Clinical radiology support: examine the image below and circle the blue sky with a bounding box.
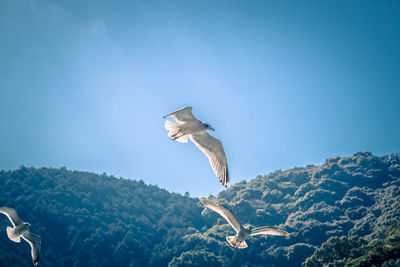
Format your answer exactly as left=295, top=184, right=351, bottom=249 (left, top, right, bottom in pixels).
left=1, top=0, right=399, bottom=197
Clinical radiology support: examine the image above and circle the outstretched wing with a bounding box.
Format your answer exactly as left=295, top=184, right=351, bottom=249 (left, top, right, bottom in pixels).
left=22, top=231, right=41, bottom=266
left=200, top=199, right=242, bottom=233
left=250, top=226, right=289, bottom=237
left=190, top=132, right=229, bottom=187
left=163, top=107, right=196, bottom=122
left=0, top=207, right=23, bottom=227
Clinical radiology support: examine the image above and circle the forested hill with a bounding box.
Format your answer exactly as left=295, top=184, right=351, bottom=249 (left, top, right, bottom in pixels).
left=0, top=152, right=399, bottom=266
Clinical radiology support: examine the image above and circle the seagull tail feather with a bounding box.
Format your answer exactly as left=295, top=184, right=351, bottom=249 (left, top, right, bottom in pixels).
left=226, top=236, right=248, bottom=249
left=6, top=226, right=20, bottom=243
left=165, top=120, right=179, bottom=132
left=165, top=121, right=188, bottom=143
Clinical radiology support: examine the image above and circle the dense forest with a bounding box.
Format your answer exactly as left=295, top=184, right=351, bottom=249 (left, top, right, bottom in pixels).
left=0, top=152, right=399, bottom=266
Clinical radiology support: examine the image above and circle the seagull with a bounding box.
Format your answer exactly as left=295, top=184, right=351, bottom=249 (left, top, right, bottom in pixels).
left=0, top=207, right=41, bottom=266
left=163, top=107, right=230, bottom=187
left=200, top=199, right=289, bottom=249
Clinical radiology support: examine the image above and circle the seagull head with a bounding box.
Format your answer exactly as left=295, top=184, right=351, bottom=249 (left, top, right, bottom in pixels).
left=202, top=122, right=215, bottom=131
left=244, top=224, right=253, bottom=232
left=23, top=222, right=31, bottom=228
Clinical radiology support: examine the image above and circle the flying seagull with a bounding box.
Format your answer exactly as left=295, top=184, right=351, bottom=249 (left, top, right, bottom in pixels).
left=163, top=107, right=230, bottom=187
left=200, top=199, right=289, bottom=249
left=0, top=207, right=41, bottom=266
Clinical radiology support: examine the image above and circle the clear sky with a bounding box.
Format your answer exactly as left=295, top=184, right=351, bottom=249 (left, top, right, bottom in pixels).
left=1, top=0, right=399, bottom=197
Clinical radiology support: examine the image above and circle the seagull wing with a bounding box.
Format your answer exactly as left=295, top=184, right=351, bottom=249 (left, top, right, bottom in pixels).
left=22, top=231, right=41, bottom=266
left=163, top=107, right=196, bottom=122
left=250, top=226, right=289, bottom=237
left=0, top=207, right=23, bottom=227
left=200, top=199, right=242, bottom=233
left=190, top=132, right=229, bottom=187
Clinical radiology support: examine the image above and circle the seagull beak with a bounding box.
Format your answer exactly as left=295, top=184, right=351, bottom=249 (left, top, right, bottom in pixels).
left=210, top=127, right=215, bottom=131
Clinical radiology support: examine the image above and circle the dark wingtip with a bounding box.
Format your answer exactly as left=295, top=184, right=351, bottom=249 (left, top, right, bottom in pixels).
left=33, top=255, right=39, bottom=266
left=222, top=167, right=230, bottom=188
left=283, top=231, right=290, bottom=236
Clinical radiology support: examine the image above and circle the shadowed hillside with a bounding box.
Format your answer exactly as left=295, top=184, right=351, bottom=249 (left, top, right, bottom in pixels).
left=0, top=152, right=399, bottom=266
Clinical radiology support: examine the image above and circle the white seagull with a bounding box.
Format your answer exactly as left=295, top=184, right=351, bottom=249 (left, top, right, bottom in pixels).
left=163, top=107, right=230, bottom=187
left=0, top=207, right=41, bottom=266
left=200, top=199, right=289, bottom=249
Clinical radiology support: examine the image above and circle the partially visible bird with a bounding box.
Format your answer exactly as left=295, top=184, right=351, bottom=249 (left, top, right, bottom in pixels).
left=0, top=207, right=41, bottom=266
left=200, top=199, right=289, bottom=249
left=163, top=107, right=230, bottom=187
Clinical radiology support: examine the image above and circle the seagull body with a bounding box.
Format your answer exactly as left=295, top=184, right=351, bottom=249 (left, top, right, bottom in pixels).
left=200, top=199, right=289, bottom=249
left=0, top=207, right=41, bottom=266
left=163, top=107, right=230, bottom=187
left=9, top=222, right=30, bottom=241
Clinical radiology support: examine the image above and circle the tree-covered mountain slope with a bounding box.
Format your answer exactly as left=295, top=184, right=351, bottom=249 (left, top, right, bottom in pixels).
left=0, top=152, right=399, bottom=266
left=303, top=221, right=400, bottom=267
left=0, top=168, right=205, bottom=266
